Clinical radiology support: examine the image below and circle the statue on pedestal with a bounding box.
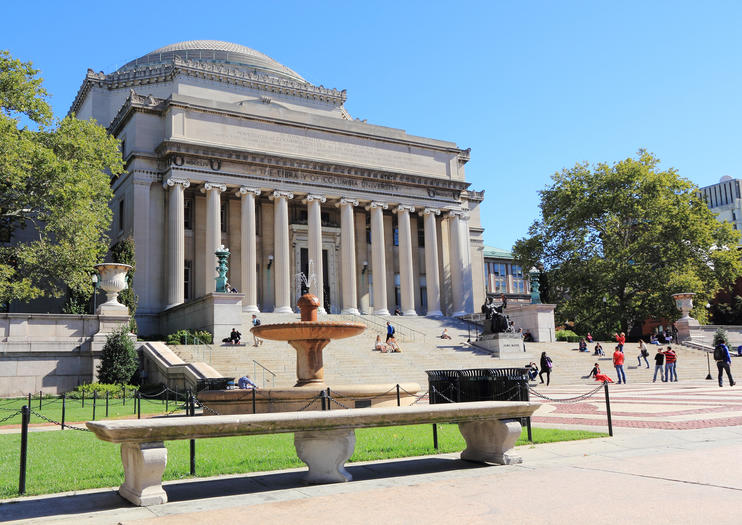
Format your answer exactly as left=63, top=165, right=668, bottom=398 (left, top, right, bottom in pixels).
left=215, top=245, right=230, bottom=293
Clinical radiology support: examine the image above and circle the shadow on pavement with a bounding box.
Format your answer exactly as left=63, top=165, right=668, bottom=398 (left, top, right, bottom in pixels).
left=0, top=456, right=484, bottom=521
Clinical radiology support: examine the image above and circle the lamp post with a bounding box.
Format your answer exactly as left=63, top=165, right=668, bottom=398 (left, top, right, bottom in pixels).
left=91, top=274, right=99, bottom=314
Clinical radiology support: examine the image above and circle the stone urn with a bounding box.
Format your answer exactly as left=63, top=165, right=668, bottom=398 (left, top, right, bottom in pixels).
left=671, top=292, right=696, bottom=320
left=94, top=263, right=132, bottom=315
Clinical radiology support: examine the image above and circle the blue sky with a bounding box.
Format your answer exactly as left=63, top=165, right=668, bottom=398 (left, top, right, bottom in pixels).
left=5, top=1, right=742, bottom=250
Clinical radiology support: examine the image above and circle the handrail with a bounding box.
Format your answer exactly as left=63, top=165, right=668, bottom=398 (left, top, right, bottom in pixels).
left=253, top=360, right=277, bottom=388
left=337, top=313, right=425, bottom=343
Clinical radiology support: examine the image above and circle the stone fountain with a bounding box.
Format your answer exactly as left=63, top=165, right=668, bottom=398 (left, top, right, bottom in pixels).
left=198, top=293, right=421, bottom=414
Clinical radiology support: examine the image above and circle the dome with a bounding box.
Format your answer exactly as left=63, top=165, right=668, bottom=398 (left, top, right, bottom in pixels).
left=116, top=40, right=306, bottom=83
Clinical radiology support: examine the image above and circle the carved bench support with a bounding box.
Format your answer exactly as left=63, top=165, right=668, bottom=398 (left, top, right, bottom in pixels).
left=294, top=428, right=356, bottom=483
left=458, top=418, right=523, bottom=465
left=119, top=441, right=168, bottom=506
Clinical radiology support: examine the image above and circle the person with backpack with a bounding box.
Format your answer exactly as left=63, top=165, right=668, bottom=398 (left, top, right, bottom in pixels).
left=251, top=314, right=263, bottom=347
left=386, top=321, right=395, bottom=343
left=637, top=339, right=650, bottom=368
left=539, top=351, right=553, bottom=386
left=714, top=342, right=736, bottom=387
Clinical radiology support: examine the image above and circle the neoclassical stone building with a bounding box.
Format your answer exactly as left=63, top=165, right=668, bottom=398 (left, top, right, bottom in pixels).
left=71, top=41, right=485, bottom=335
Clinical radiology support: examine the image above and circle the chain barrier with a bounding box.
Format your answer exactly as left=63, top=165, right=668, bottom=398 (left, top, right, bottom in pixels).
left=297, top=394, right=321, bottom=412
left=330, top=385, right=397, bottom=402
left=199, top=402, right=221, bottom=416
left=0, top=410, right=21, bottom=424
left=527, top=383, right=604, bottom=403
left=0, top=406, right=21, bottom=411
left=412, top=390, right=429, bottom=404
left=328, top=396, right=351, bottom=409
left=29, top=409, right=91, bottom=432
left=139, top=388, right=169, bottom=399
left=163, top=402, right=189, bottom=416
left=432, top=388, right=457, bottom=403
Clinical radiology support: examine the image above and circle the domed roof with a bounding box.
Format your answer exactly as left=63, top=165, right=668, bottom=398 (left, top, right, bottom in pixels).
left=117, top=40, right=306, bottom=83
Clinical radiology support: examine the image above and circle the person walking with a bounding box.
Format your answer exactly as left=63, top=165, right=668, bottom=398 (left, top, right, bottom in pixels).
left=637, top=340, right=650, bottom=368
left=539, top=351, right=553, bottom=386
left=613, top=345, right=626, bottom=384
left=251, top=314, right=263, bottom=346
left=386, top=321, right=395, bottom=343
left=714, top=341, right=736, bottom=387
left=664, top=346, right=677, bottom=382
left=653, top=347, right=665, bottom=382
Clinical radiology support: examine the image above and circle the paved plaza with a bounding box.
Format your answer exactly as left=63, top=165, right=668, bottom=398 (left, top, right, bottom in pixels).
left=2, top=380, right=741, bottom=524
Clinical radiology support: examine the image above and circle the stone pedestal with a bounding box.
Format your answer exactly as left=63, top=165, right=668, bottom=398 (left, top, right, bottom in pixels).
left=159, top=292, right=244, bottom=344
left=459, top=418, right=522, bottom=465
left=472, top=332, right=524, bottom=357
left=675, top=317, right=700, bottom=342
left=294, top=428, right=355, bottom=483
left=119, top=441, right=168, bottom=506
left=504, top=303, right=557, bottom=342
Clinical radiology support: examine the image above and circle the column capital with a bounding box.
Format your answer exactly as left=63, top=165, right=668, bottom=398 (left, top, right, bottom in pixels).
left=365, top=201, right=388, bottom=211
left=201, top=182, right=227, bottom=193
left=270, top=190, right=294, bottom=201
left=235, top=187, right=261, bottom=198
left=303, top=194, right=326, bottom=204
left=337, top=197, right=359, bottom=208
left=420, top=207, right=441, bottom=216
left=163, top=177, right=190, bottom=190
left=446, top=209, right=470, bottom=221
left=395, top=204, right=416, bottom=214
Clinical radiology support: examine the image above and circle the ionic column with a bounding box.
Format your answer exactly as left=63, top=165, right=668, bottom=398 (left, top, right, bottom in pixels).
left=421, top=208, right=442, bottom=316
left=270, top=190, right=294, bottom=313
left=366, top=201, right=389, bottom=316
left=201, top=182, right=226, bottom=294
left=337, top=198, right=359, bottom=315
left=164, top=178, right=190, bottom=309
left=304, top=194, right=327, bottom=314
left=448, top=210, right=469, bottom=317
left=236, top=187, right=261, bottom=312
left=395, top=205, right=417, bottom=316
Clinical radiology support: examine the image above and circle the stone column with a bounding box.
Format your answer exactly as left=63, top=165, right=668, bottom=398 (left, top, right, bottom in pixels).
left=304, top=194, right=327, bottom=314
left=338, top=198, right=359, bottom=315
left=366, top=201, right=389, bottom=316
left=421, top=208, right=442, bottom=316
left=270, top=190, right=294, bottom=313
left=236, top=187, right=261, bottom=312
left=448, top=210, right=467, bottom=317
left=163, top=178, right=190, bottom=309
left=396, top=205, right=417, bottom=316
left=201, top=182, right=226, bottom=295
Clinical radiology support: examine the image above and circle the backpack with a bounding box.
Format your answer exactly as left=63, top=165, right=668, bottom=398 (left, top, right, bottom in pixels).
left=713, top=344, right=725, bottom=361
left=254, top=319, right=261, bottom=326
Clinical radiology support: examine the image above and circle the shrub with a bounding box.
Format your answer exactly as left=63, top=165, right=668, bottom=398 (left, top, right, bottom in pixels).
left=71, top=383, right=138, bottom=399
left=166, top=329, right=213, bottom=345
left=556, top=329, right=581, bottom=342
left=97, top=325, right=139, bottom=384
left=713, top=327, right=729, bottom=348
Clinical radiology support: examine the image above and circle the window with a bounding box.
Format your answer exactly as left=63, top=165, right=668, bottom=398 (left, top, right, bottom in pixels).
left=393, top=227, right=399, bottom=246
left=417, top=223, right=425, bottom=247
left=220, top=202, right=228, bottom=232
left=118, top=200, right=124, bottom=232
left=485, top=261, right=507, bottom=293
left=184, top=260, right=192, bottom=300
left=184, top=198, right=193, bottom=230
left=511, top=264, right=525, bottom=293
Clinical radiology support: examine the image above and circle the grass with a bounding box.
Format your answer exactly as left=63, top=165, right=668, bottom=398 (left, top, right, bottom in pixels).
left=0, top=395, right=187, bottom=427
left=0, top=425, right=606, bottom=498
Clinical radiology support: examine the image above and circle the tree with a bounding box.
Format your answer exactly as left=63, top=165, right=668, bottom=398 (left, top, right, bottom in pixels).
left=97, top=325, right=138, bottom=384
left=0, top=50, right=124, bottom=305
left=513, top=150, right=742, bottom=339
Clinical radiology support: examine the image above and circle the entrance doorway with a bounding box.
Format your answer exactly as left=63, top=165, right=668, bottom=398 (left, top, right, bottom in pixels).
left=300, top=248, right=331, bottom=312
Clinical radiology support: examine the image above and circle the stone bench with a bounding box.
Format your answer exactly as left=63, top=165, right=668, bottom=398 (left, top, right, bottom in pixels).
left=86, top=400, right=539, bottom=506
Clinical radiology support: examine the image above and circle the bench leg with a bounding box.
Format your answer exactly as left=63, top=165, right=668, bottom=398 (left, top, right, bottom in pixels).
left=118, top=441, right=168, bottom=506
left=458, top=418, right=523, bottom=465
left=294, top=429, right=356, bottom=483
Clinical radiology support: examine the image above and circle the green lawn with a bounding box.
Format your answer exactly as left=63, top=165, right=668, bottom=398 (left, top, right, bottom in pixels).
left=0, top=425, right=606, bottom=498
left=0, top=396, right=187, bottom=427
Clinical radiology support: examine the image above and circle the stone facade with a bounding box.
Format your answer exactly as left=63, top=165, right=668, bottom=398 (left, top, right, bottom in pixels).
left=70, top=41, right=485, bottom=335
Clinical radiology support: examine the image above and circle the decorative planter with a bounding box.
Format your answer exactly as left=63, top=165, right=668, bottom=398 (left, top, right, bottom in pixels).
left=94, top=263, right=132, bottom=315
left=671, top=293, right=696, bottom=319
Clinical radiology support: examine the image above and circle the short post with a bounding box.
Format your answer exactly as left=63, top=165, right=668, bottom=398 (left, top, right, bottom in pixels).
left=326, top=387, right=332, bottom=411
left=122, top=385, right=126, bottom=406
left=252, top=388, right=256, bottom=414
left=320, top=390, right=327, bottom=411
left=165, top=388, right=169, bottom=412
left=137, top=391, right=141, bottom=419
left=19, top=405, right=29, bottom=495
left=92, top=391, right=97, bottom=421
left=105, top=391, right=109, bottom=418
left=39, top=391, right=42, bottom=410
left=133, top=390, right=137, bottom=415
left=61, top=393, right=66, bottom=430
left=604, top=381, right=613, bottom=437
left=189, top=391, right=196, bottom=476
left=432, top=424, right=439, bottom=450
left=82, top=390, right=85, bottom=409
left=396, top=384, right=401, bottom=406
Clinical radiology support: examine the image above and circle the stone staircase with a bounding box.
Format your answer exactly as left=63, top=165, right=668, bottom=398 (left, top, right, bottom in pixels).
left=169, top=314, right=720, bottom=389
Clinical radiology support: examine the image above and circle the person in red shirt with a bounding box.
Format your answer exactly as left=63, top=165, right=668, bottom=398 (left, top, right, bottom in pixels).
left=663, top=346, right=677, bottom=382
left=613, top=346, right=626, bottom=384
left=614, top=332, right=626, bottom=352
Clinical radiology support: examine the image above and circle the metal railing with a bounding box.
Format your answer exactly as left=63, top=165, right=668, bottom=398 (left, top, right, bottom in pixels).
left=253, top=360, right=277, bottom=388
left=338, top=313, right=426, bottom=343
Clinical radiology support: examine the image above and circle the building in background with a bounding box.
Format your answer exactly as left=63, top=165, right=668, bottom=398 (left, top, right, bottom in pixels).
left=483, top=246, right=530, bottom=303
left=698, top=175, right=742, bottom=230
left=69, top=40, right=486, bottom=335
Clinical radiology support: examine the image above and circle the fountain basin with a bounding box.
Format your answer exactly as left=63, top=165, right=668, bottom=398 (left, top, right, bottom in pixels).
left=251, top=321, right=365, bottom=341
